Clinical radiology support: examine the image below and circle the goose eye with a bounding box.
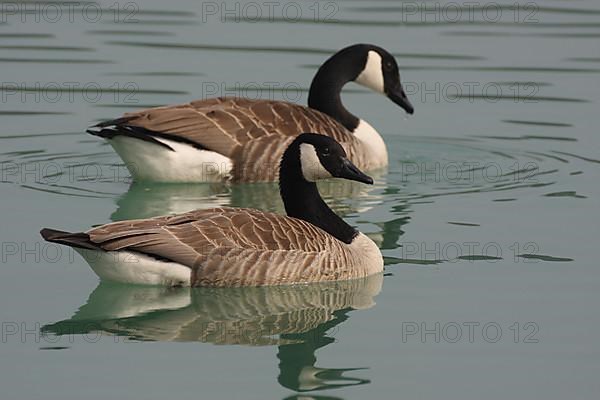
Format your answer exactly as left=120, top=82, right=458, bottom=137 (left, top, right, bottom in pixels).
left=384, top=60, right=393, bottom=71
left=321, top=147, right=330, bottom=156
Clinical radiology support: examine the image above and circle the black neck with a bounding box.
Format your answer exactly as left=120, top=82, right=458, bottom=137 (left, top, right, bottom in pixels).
left=279, top=147, right=357, bottom=244
left=308, top=53, right=361, bottom=132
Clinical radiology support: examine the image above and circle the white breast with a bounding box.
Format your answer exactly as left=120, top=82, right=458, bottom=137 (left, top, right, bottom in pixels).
left=347, top=232, right=384, bottom=276
left=352, top=119, right=388, bottom=167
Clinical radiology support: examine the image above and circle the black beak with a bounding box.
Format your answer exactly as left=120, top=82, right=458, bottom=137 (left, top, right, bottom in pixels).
left=387, top=85, right=414, bottom=115
left=336, top=158, right=373, bottom=185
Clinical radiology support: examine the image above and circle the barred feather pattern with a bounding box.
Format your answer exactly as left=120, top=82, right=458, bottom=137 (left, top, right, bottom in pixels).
left=117, top=97, right=383, bottom=182
left=85, top=207, right=383, bottom=287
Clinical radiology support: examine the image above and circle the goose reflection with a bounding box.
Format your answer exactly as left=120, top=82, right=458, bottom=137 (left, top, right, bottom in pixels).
left=42, top=274, right=383, bottom=392
left=283, top=396, right=344, bottom=400
left=110, top=171, right=385, bottom=221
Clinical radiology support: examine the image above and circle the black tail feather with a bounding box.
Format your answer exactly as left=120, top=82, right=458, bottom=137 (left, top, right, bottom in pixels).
left=91, top=116, right=137, bottom=128
left=87, top=117, right=206, bottom=151
left=40, top=228, right=99, bottom=251
left=86, top=124, right=175, bottom=151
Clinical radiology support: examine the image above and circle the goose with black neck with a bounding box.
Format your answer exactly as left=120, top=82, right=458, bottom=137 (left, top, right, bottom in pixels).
left=88, top=44, right=414, bottom=182
left=40, top=133, right=384, bottom=287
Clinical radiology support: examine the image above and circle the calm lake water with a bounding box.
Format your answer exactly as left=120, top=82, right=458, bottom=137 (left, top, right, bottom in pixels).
left=1, top=0, right=599, bottom=398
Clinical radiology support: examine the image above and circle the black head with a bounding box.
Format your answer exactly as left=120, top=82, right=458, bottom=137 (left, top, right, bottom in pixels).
left=308, top=44, right=414, bottom=132
left=279, top=133, right=371, bottom=244
left=283, top=133, right=373, bottom=185
left=334, top=44, right=414, bottom=115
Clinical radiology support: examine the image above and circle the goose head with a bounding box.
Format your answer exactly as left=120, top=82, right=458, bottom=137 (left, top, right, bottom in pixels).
left=308, top=44, right=414, bottom=120
left=351, top=44, right=414, bottom=115
left=281, top=133, right=373, bottom=185
left=279, top=133, right=372, bottom=243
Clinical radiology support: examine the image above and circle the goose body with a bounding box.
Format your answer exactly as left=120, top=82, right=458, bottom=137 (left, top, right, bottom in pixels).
left=89, top=44, right=413, bottom=183
left=41, top=134, right=384, bottom=287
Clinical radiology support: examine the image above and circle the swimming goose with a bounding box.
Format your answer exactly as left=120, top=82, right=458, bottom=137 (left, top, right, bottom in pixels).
left=88, top=43, right=414, bottom=182
left=40, top=133, right=384, bottom=287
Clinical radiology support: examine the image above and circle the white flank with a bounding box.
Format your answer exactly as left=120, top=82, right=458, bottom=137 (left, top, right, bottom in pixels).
left=109, top=136, right=232, bottom=182
left=299, top=143, right=332, bottom=182
left=352, top=119, right=388, bottom=167
left=77, top=248, right=191, bottom=286
left=348, top=232, right=384, bottom=276
left=355, top=50, right=384, bottom=93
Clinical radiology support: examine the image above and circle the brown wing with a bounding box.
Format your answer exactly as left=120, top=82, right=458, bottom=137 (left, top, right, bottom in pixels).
left=117, top=97, right=355, bottom=158
left=85, top=207, right=349, bottom=286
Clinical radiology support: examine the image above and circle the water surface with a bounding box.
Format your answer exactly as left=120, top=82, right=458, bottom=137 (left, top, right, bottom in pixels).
left=0, top=0, right=599, bottom=399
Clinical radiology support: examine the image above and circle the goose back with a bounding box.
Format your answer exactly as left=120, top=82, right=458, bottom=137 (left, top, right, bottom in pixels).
left=113, top=97, right=379, bottom=181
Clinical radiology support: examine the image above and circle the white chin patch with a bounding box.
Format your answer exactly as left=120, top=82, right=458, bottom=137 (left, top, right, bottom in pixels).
left=299, top=143, right=333, bottom=182
left=355, top=50, right=385, bottom=93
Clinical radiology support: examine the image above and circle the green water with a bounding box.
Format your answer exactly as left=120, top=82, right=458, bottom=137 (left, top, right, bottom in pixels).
left=1, top=0, right=599, bottom=398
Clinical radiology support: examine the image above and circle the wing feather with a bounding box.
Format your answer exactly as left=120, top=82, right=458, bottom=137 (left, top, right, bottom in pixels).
left=85, top=207, right=342, bottom=262
left=116, top=98, right=357, bottom=156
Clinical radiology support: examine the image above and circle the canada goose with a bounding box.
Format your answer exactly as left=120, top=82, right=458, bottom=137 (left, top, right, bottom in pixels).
left=88, top=44, right=414, bottom=182
left=40, top=133, right=384, bottom=287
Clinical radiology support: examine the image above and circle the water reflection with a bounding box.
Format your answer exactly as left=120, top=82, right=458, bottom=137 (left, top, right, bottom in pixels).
left=277, top=308, right=369, bottom=392
left=42, top=274, right=382, bottom=391
left=110, top=174, right=385, bottom=221
left=283, top=396, right=343, bottom=400
left=111, top=181, right=229, bottom=220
